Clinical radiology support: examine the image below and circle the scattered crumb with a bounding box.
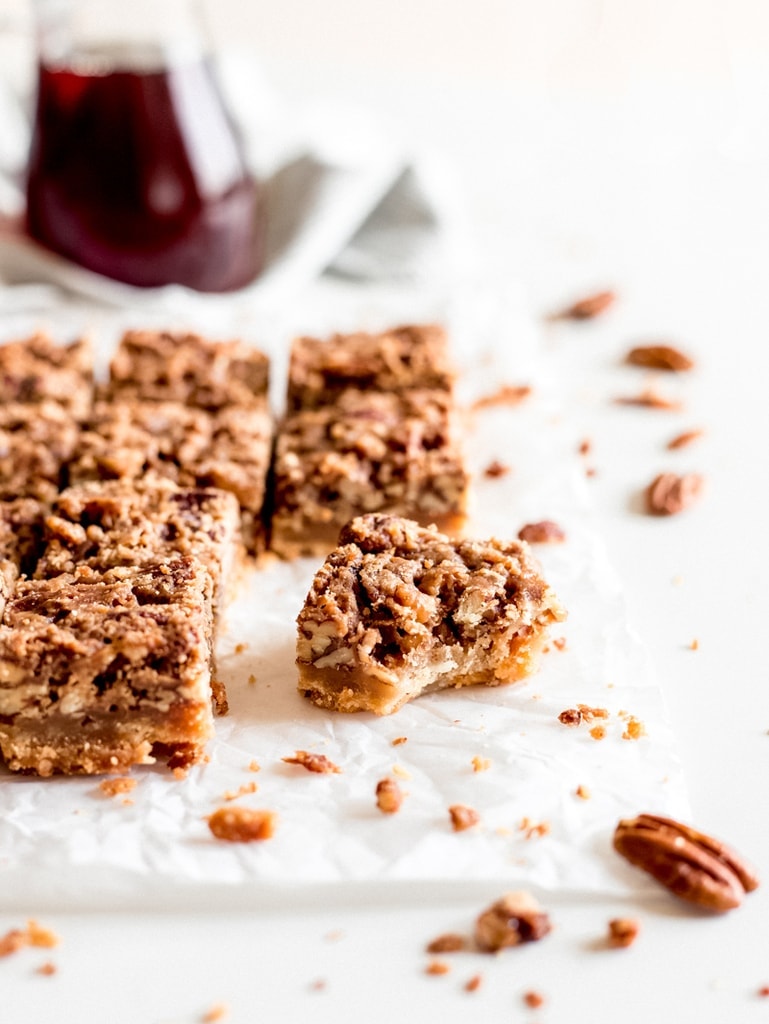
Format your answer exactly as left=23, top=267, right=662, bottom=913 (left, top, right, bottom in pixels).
left=615, top=389, right=682, bottom=411
left=758, top=985, right=769, bottom=998
left=449, top=804, right=481, bottom=832
left=550, top=289, right=616, bottom=321
left=552, top=637, right=567, bottom=651
left=519, top=818, right=550, bottom=840
left=0, top=921, right=59, bottom=959
left=234, top=643, right=248, bottom=654
left=625, top=344, right=694, bottom=372
left=98, top=777, right=137, bottom=798
left=607, top=918, right=640, bottom=948
left=172, top=766, right=188, bottom=781
left=475, top=892, right=552, bottom=952
left=392, top=763, right=411, bottom=779
left=223, top=781, right=258, bottom=801
left=375, top=777, right=404, bottom=814
left=464, top=974, right=483, bottom=993
left=578, top=438, right=592, bottom=456
left=309, top=979, right=327, bottom=992
left=484, top=459, right=511, bottom=479
left=622, top=717, right=646, bottom=741
left=247, top=673, right=257, bottom=685
left=586, top=466, right=597, bottom=478
left=523, top=990, right=545, bottom=1008
left=577, top=705, right=610, bottom=722
left=590, top=725, right=606, bottom=741
left=324, top=930, right=345, bottom=943
left=689, top=638, right=700, bottom=651
left=282, top=750, right=342, bottom=774
left=0, top=929, right=28, bottom=958
left=471, top=756, right=491, bottom=772
left=207, top=806, right=276, bottom=842
left=518, top=520, right=566, bottom=544
left=121, top=798, right=134, bottom=807
left=247, top=760, right=260, bottom=773
left=646, top=472, right=704, bottom=515
left=575, top=784, right=591, bottom=800
left=35, top=962, right=57, bottom=977
left=426, top=933, right=466, bottom=954
left=391, top=736, right=408, bottom=747
left=668, top=428, right=704, bottom=450
left=471, top=384, right=532, bottom=411
left=558, top=708, right=582, bottom=727
left=425, top=959, right=451, bottom=976
left=201, top=1003, right=229, bottom=1023
left=672, top=574, right=684, bottom=586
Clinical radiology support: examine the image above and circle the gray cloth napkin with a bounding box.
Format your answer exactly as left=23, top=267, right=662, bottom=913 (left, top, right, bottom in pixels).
left=0, top=54, right=462, bottom=310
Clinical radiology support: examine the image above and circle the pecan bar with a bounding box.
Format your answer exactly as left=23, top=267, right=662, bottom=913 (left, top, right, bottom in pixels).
left=0, top=333, right=93, bottom=419
left=35, top=479, right=241, bottom=610
left=105, top=330, right=269, bottom=410
left=272, top=390, right=469, bottom=559
left=69, top=400, right=272, bottom=552
left=0, top=401, right=80, bottom=503
left=287, top=324, right=454, bottom=411
left=0, top=558, right=215, bottom=775
left=296, top=514, right=566, bottom=715
left=0, top=499, right=44, bottom=618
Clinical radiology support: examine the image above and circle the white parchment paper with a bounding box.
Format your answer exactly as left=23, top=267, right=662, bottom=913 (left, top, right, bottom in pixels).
left=0, top=279, right=690, bottom=908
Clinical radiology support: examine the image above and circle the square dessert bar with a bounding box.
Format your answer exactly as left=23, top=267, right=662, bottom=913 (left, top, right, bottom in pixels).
left=271, top=389, right=469, bottom=558
left=0, top=332, right=93, bottom=419
left=36, top=479, right=242, bottom=611
left=70, top=400, right=272, bottom=552
left=296, top=514, right=566, bottom=715
left=287, top=324, right=455, bottom=411
left=106, top=330, right=270, bottom=410
left=0, top=499, right=44, bottom=619
left=0, top=401, right=81, bottom=503
left=0, top=558, right=216, bottom=775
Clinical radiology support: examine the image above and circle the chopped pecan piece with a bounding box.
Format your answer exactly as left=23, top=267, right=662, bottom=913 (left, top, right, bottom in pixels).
left=282, top=750, right=342, bottom=774
left=607, top=917, right=640, bottom=948
left=577, top=704, right=609, bottom=722
left=471, top=384, right=532, bottom=411
left=625, top=344, right=694, bottom=371
left=646, top=472, right=704, bottom=515
left=523, top=990, right=545, bottom=1008
left=464, top=974, right=483, bottom=992
left=558, top=708, right=582, bottom=727
left=474, top=891, right=552, bottom=952
left=484, top=459, right=511, bottom=479
left=613, top=814, right=759, bottom=912
left=426, top=933, right=466, bottom=954
left=425, top=959, right=451, bottom=976
left=615, top=389, right=682, bottom=411
left=207, top=806, right=276, bottom=843
left=375, top=777, right=404, bottom=814
left=667, top=428, right=704, bottom=450
left=552, top=290, right=616, bottom=320
left=518, top=520, right=566, bottom=544
left=449, top=804, right=481, bottom=832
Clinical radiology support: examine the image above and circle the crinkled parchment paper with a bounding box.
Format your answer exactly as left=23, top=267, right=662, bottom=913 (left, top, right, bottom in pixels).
left=0, top=280, right=689, bottom=907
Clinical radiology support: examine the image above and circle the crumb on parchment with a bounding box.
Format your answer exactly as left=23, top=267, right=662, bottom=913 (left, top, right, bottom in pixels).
left=98, top=777, right=136, bottom=798
left=425, top=959, right=451, bottom=976
left=282, top=750, right=342, bottom=774
left=449, top=804, right=481, bottom=832
left=426, top=933, right=466, bottom=954
left=0, top=921, right=60, bottom=958
left=471, top=755, right=491, bottom=772
left=376, top=777, right=404, bottom=814
left=207, top=806, right=276, bottom=843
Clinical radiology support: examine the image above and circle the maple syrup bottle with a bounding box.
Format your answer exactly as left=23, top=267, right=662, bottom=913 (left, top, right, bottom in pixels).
left=26, top=1, right=263, bottom=292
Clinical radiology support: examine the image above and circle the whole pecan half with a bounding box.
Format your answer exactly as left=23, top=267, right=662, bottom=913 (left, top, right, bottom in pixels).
left=613, top=814, right=759, bottom=912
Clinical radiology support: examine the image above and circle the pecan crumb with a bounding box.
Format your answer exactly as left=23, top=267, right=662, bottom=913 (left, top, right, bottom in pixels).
left=607, top=917, right=640, bottom=948
left=376, top=777, right=404, bottom=814
left=464, top=974, right=483, bottom=993
left=667, top=428, right=704, bottom=450
left=425, top=959, right=451, bottom=976
left=309, top=978, right=327, bottom=992
left=475, top=891, right=552, bottom=952
left=247, top=760, right=261, bottom=772
left=552, top=289, right=616, bottom=320
left=552, top=636, right=567, bottom=651
left=391, top=736, right=408, bottom=746
left=98, top=777, right=136, bottom=798
left=426, top=933, right=466, bottom=954
left=558, top=708, right=582, bottom=727
left=207, top=806, right=276, bottom=843
left=523, top=990, right=545, bottom=1008
left=518, top=520, right=566, bottom=544
left=690, top=638, right=699, bottom=651
left=758, top=985, right=769, bottom=998
left=471, top=384, right=532, bottom=411
left=590, top=725, right=606, bottom=740
left=35, top=961, right=57, bottom=976
left=471, top=755, right=491, bottom=772
left=646, top=472, right=704, bottom=515
left=626, top=344, right=694, bottom=371
left=201, top=1003, right=229, bottom=1023
left=615, top=389, right=682, bottom=411
left=575, top=784, right=591, bottom=800
left=282, top=750, right=342, bottom=774
left=578, top=438, right=592, bottom=455
left=622, top=717, right=646, bottom=741
left=484, top=459, right=511, bottom=479
left=449, top=804, right=481, bottom=832
left=0, top=929, right=28, bottom=958
left=519, top=818, right=550, bottom=840
left=223, top=781, right=258, bottom=801
left=27, top=921, right=59, bottom=949
left=577, top=704, right=610, bottom=722
left=234, top=642, right=248, bottom=654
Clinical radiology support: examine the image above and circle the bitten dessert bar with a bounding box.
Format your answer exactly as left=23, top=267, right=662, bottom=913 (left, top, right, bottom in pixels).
left=271, top=389, right=469, bottom=558
left=296, top=514, right=566, bottom=715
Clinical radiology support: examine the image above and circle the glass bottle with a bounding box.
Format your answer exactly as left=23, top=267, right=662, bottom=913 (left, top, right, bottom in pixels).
left=25, top=0, right=264, bottom=292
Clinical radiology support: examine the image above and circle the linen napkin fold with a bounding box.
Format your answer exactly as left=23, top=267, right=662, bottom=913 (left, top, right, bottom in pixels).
left=0, top=53, right=463, bottom=311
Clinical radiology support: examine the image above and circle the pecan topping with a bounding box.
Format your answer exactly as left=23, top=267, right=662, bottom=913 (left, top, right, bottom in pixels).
left=645, top=472, right=704, bottom=515
left=282, top=750, right=342, bottom=774
left=518, top=520, right=566, bottom=544
left=613, top=814, right=759, bottom=912
left=625, top=344, right=694, bottom=371
left=667, top=428, right=704, bottom=450
left=474, top=891, right=552, bottom=952
left=552, top=290, right=616, bottom=320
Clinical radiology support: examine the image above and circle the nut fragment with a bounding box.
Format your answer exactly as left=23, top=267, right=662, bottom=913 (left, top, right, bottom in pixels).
left=613, top=814, right=759, bottom=912
left=425, top=959, right=451, bottom=976
left=625, top=344, right=694, bottom=371
left=667, top=428, right=704, bottom=450
left=484, top=459, right=511, bottom=478
left=474, top=891, right=552, bottom=952
left=426, top=933, right=466, bottom=954
left=607, top=917, right=640, bottom=948
left=207, top=806, right=276, bottom=843
left=523, top=990, right=545, bottom=1008
left=471, top=384, right=532, bottom=411
left=615, top=389, right=682, bottom=411
left=645, top=472, right=704, bottom=515
left=558, top=708, right=582, bottom=727
left=518, top=520, right=566, bottom=544
left=375, top=777, right=404, bottom=814
left=282, top=750, right=342, bottom=774
left=449, top=804, right=481, bottom=832
left=552, top=290, right=616, bottom=320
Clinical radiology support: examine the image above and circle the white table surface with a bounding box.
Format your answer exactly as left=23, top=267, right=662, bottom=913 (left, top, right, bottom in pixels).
left=3, top=48, right=769, bottom=1024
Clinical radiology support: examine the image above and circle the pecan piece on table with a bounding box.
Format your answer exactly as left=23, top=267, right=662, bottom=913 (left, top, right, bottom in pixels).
left=613, top=814, right=759, bottom=912
left=551, top=290, right=616, bottom=321
left=625, top=344, right=695, bottom=371
left=645, top=472, right=704, bottom=515
left=474, top=891, right=552, bottom=952
left=282, top=750, right=342, bottom=774
left=518, top=520, right=566, bottom=544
